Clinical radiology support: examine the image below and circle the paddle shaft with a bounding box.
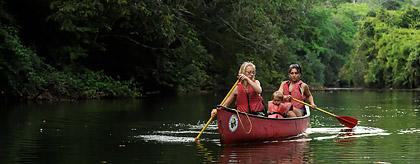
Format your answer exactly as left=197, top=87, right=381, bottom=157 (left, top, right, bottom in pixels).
left=291, top=97, right=336, bottom=117
left=195, top=80, right=239, bottom=141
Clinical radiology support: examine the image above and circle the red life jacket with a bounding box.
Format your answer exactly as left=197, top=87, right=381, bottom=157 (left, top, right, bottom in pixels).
left=236, top=82, right=264, bottom=113
left=283, top=80, right=305, bottom=109
left=268, top=101, right=292, bottom=115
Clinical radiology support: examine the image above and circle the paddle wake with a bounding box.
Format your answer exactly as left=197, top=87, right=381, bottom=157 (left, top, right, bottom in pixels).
left=135, top=123, right=391, bottom=143
left=397, top=128, right=420, bottom=134
left=136, top=135, right=195, bottom=143
left=134, top=123, right=218, bottom=143
left=306, top=126, right=390, bottom=141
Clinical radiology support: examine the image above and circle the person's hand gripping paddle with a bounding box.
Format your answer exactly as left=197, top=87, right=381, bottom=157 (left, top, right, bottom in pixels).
left=195, top=80, right=239, bottom=141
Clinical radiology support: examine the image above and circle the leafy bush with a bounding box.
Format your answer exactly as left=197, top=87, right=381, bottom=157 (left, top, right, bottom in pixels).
left=0, top=24, right=139, bottom=100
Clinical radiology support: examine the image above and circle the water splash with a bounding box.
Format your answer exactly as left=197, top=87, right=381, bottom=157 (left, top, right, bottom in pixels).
left=397, top=128, right=420, bottom=134
left=135, top=135, right=195, bottom=143
left=188, top=124, right=218, bottom=131
left=134, top=122, right=219, bottom=143
left=154, top=130, right=218, bottom=135
left=306, top=126, right=390, bottom=141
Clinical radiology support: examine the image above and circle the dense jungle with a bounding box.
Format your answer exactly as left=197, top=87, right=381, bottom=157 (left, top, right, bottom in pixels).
left=0, top=0, right=419, bottom=100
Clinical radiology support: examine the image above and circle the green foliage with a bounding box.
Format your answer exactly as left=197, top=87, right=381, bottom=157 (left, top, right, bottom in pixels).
left=0, top=24, right=41, bottom=96
left=2, top=0, right=419, bottom=100
left=0, top=23, right=139, bottom=99
left=375, top=28, right=420, bottom=87
left=159, top=26, right=211, bottom=92
left=48, top=0, right=212, bottom=93
left=341, top=7, right=420, bottom=88
left=188, top=0, right=327, bottom=90
left=400, top=7, right=420, bottom=28
left=33, top=69, right=139, bottom=99
left=292, top=3, right=369, bottom=86
left=224, top=0, right=309, bottom=88
left=382, top=0, right=402, bottom=10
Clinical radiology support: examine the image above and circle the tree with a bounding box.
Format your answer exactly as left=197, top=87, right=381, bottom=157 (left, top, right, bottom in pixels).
left=341, top=7, right=420, bottom=88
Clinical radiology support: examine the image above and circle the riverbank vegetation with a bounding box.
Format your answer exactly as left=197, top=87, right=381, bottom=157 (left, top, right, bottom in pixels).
left=0, top=0, right=419, bottom=100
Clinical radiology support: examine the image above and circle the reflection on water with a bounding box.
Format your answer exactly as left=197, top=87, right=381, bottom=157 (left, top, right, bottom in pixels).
left=220, top=140, right=309, bottom=164
left=134, top=122, right=392, bottom=163
left=1, top=91, right=420, bottom=163
left=193, top=137, right=311, bottom=163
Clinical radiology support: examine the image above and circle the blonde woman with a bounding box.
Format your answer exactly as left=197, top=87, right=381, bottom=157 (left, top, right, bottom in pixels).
left=211, top=62, right=265, bottom=117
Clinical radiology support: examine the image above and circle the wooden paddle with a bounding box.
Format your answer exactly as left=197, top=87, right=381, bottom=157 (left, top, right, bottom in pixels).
left=291, top=97, right=358, bottom=128
left=194, top=80, right=239, bottom=141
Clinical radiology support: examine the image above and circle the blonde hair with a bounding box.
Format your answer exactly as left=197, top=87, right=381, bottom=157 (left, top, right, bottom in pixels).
left=238, top=61, right=256, bottom=80
left=272, top=91, right=283, bottom=100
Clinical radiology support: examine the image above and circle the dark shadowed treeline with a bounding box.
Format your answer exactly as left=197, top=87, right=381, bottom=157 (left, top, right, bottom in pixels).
left=0, top=0, right=419, bottom=100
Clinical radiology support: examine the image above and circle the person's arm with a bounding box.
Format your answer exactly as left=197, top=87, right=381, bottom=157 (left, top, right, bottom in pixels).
left=278, top=81, right=291, bottom=101
left=221, top=86, right=237, bottom=107
left=303, top=84, right=316, bottom=107
left=211, top=87, right=238, bottom=117
left=238, top=74, right=262, bottom=93
left=249, top=80, right=262, bottom=94
left=277, top=81, right=285, bottom=93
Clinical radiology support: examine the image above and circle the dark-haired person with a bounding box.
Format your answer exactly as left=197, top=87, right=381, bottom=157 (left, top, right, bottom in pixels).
left=277, top=64, right=316, bottom=117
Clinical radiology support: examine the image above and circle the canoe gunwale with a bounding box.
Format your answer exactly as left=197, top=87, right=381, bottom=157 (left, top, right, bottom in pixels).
left=218, top=106, right=311, bottom=120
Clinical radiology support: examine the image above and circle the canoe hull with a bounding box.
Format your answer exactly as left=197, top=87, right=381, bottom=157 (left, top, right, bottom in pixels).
left=217, top=107, right=310, bottom=144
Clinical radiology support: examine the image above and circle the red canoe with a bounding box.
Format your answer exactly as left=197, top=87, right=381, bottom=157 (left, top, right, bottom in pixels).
left=216, top=107, right=310, bottom=144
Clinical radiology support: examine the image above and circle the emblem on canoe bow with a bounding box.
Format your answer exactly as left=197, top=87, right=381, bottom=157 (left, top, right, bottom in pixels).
left=229, top=114, right=238, bottom=132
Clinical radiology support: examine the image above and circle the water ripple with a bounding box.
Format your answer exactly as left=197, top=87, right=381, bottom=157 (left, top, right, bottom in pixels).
left=135, top=123, right=218, bottom=143
left=135, top=135, right=195, bottom=143
left=397, top=128, right=420, bottom=134
left=306, top=126, right=390, bottom=140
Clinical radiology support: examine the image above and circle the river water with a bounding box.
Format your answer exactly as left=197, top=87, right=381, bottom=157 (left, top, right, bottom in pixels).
left=1, top=90, right=420, bottom=163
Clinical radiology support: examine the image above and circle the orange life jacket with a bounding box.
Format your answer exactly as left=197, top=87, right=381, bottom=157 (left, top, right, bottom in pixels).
left=268, top=101, right=292, bottom=114
left=283, top=80, right=305, bottom=109
left=236, top=82, right=264, bottom=113
left=268, top=101, right=292, bottom=118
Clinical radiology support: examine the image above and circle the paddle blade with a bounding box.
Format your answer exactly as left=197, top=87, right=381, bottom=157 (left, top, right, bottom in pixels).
left=336, top=116, right=358, bottom=128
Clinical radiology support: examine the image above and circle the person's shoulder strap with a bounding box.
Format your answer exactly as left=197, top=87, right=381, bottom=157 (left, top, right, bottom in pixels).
left=295, top=80, right=303, bottom=95
left=282, top=80, right=291, bottom=93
